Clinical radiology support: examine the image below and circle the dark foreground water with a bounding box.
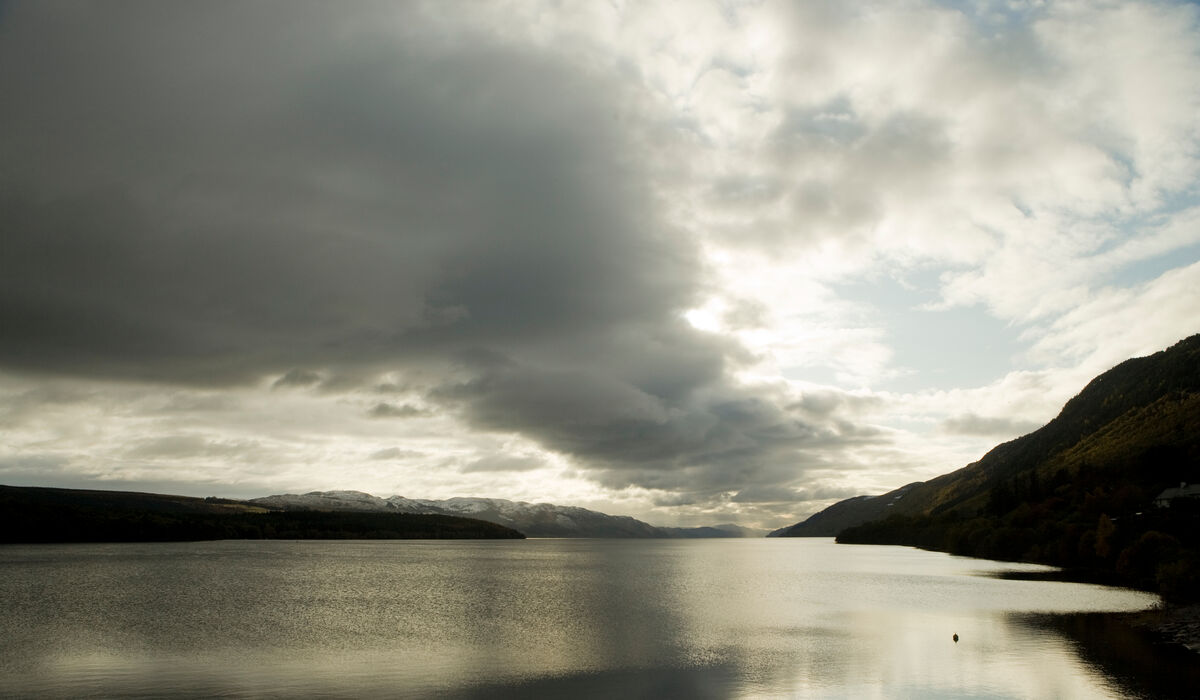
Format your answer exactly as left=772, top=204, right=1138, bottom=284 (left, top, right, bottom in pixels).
left=0, top=538, right=1177, bottom=698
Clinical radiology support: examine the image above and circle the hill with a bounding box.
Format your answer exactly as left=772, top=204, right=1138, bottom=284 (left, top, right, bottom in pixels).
left=0, top=485, right=524, bottom=542
left=827, top=334, right=1200, bottom=601
left=771, top=483, right=922, bottom=537
left=251, top=491, right=764, bottom=538
left=662, top=523, right=767, bottom=538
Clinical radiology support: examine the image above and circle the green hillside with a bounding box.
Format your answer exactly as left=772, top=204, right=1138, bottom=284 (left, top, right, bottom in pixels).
left=836, top=334, right=1200, bottom=602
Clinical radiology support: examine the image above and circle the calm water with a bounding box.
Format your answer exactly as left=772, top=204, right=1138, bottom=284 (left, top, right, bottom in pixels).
left=0, top=538, right=1170, bottom=698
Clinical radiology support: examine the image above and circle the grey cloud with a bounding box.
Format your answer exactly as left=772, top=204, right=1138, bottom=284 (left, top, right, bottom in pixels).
left=460, top=454, right=547, bottom=473
left=848, top=112, right=952, bottom=184
left=10, top=385, right=92, bottom=407
left=159, top=393, right=238, bottom=413
left=435, top=357, right=879, bottom=501
left=125, top=435, right=260, bottom=460
left=772, top=97, right=865, bottom=155
left=790, top=390, right=884, bottom=418
left=0, top=2, right=691, bottom=386
left=367, top=403, right=428, bottom=419
left=652, top=492, right=699, bottom=507
left=273, top=370, right=324, bottom=389
left=0, top=384, right=90, bottom=421
left=730, top=485, right=799, bottom=503
left=713, top=89, right=956, bottom=251
left=0, top=454, right=72, bottom=476
left=707, top=176, right=786, bottom=208
left=791, top=484, right=864, bottom=502
left=0, top=383, right=100, bottom=429
left=720, top=298, right=770, bottom=331
left=940, top=412, right=1040, bottom=437
left=780, top=111, right=950, bottom=222
left=370, top=447, right=424, bottom=461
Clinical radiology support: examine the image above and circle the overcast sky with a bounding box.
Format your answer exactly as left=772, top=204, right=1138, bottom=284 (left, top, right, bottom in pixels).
left=2, top=0, right=1198, bottom=528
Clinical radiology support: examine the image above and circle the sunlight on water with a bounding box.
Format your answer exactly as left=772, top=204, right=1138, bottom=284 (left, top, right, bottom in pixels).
left=0, top=539, right=1166, bottom=698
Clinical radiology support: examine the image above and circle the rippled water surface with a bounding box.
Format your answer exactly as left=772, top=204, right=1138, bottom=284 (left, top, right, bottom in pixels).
left=0, top=538, right=1167, bottom=698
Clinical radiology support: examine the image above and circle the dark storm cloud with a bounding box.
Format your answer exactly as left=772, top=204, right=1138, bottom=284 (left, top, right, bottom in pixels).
left=0, top=2, right=690, bottom=384
left=0, top=2, right=880, bottom=501
left=436, top=358, right=883, bottom=499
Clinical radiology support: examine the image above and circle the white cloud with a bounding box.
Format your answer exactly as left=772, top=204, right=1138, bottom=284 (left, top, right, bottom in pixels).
left=1025, top=260, right=1200, bottom=373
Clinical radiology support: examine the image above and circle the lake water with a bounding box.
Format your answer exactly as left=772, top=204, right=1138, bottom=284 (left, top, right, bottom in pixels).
left=0, top=538, right=1172, bottom=698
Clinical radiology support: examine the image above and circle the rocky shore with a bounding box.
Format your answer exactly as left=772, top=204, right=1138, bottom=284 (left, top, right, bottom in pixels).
left=1126, top=603, right=1200, bottom=654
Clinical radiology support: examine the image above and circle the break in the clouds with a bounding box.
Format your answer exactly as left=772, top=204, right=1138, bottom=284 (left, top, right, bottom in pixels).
left=1, top=1, right=1199, bottom=528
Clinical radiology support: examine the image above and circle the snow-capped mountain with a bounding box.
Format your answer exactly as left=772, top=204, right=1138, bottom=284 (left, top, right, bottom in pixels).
left=249, top=491, right=761, bottom=538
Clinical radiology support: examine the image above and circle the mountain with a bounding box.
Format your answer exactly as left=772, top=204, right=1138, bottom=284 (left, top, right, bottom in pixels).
left=250, top=491, right=761, bottom=538
left=0, top=485, right=524, bottom=542
left=659, top=523, right=767, bottom=538
left=821, top=334, right=1200, bottom=601
left=772, top=483, right=922, bottom=537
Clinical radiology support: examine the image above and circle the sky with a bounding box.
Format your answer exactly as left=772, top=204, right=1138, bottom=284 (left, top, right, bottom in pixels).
left=1, top=0, right=1199, bottom=529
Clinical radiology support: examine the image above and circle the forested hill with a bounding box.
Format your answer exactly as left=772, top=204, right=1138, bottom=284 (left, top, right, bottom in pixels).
left=0, top=485, right=525, bottom=542
left=834, top=334, right=1200, bottom=601
left=770, top=483, right=921, bottom=537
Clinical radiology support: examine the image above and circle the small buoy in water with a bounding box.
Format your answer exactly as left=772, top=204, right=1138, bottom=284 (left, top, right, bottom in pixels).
left=953, top=633, right=959, bottom=643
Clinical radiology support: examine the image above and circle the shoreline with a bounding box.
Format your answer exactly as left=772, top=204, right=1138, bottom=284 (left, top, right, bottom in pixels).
left=937, top=545, right=1200, bottom=696
left=1030, top=604, right=1200, bottom=699
left=990, top=568, right=1200, bottom=654
left=1117, top=603, right=1200, bottom=655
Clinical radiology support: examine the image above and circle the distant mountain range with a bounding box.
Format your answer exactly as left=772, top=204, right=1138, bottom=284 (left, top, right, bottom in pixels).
left=778, top=333, right=1200, bottom=601
left=0, top=485, right=524, bottom=542
left=251, top=491, right=764, bottom=538
left=0, top=485, right=763, bottom=542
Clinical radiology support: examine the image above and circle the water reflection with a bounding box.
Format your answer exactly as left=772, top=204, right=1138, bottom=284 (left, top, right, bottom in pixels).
left=0, top=539, right=1176, bottom=698
left=1021, top=611, right=1200, bottom=699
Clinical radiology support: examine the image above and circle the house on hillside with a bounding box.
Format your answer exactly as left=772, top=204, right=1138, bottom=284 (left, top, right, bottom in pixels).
left=1154, top=483, right=1200, bottom=508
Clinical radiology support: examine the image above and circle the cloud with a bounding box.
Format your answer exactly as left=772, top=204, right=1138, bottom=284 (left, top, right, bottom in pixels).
left=791, top=484, right=867, bottom=502
left=1024, top=260, right=1200, bottom=376
left=0, top=454, right=72, bottom=477
left=652, top=492, right=700, bottom=507
left=124, top=435, right=260, bottom=460
left=433, top=355, right=891, bottom=503
left=273, top=370, right=323, bottom=389
left=367, top=403, right=428, bottom=419
left=460, top=454, right=548, bottom=474
left=940, top=413, right=1041, bottom=438
left=730, top=485, right=800, bottom=503
left=370, top=448, right=424, bottom=461
left=0, top=2, right=694, bottom=388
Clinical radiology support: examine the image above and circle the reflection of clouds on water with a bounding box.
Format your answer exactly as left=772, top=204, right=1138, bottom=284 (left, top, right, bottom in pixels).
left=0, top=540, right=1165, bottom=698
